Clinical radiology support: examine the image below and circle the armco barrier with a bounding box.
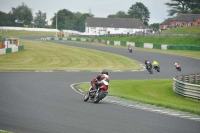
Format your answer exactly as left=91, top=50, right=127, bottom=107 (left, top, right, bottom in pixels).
left=43, top=37, right=200, bottom=50
left=173, top=73, right=200, bottom=100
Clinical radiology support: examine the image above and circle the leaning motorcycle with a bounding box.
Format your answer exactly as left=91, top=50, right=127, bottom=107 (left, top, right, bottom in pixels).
left=176, top=65, right=181, bottom=71
left=147, top=65, right=153, bottom=74
left=154, top=65, right=160, bottom=72
left=84, top=80, right=108, bottom=103
left=128, top=47, right=132, bottom=53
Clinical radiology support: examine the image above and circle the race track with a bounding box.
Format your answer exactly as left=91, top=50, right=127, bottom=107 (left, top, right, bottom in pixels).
left=0, top=37, right=199, bottom=133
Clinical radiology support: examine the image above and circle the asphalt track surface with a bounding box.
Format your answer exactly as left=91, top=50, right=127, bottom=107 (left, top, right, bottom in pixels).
left=0, top=37, right=200, bottom=133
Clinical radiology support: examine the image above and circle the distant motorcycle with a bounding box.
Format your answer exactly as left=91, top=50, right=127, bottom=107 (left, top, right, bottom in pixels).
left=84, top=80, right=108, bottom=103
left=128, top=47, right=132, bottom=53
left=147, top=65, right=153, bottom=74
left=175, top=65, right=181, bottom=71
left=154, top=65, right=160, bottom=72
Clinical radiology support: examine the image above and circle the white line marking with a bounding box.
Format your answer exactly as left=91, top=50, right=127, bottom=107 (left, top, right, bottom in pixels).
left=35, top=70, right=53, bottom=72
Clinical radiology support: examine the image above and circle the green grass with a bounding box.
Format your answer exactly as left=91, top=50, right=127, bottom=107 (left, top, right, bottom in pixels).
left=0, top=40, right=141, bottom=71
left=78, top=79, right=200, bottom=115
left=161, top=26, right=200, bottom=34
left=0, top=130, right=13, bottom=133
left=97, top=36, right=200, bottom=46
left=97, top=26, right=200, bottom=46
left=1, top=30, right=56, bottom=38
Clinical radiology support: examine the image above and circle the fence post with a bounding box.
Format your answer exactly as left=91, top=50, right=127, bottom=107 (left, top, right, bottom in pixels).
left=182, top=75, right=185, bottom=82
left=195, top=74, right=197, bottom=83
left=189, top=74, right=191, bottom=83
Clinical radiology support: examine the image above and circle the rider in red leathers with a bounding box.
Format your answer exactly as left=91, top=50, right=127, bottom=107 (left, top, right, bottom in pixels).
left=90, top=69, right=110, bottom=91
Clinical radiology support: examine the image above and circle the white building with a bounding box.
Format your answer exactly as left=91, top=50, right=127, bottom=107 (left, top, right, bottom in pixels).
left=85, top=17, right=148, bottom=35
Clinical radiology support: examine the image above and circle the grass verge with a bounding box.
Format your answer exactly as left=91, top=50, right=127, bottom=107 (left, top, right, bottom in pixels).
left=1, top=30, right=55, bottom=38
left=0, top=40, right=141, bottom=71
left=77, top=79, right=200, bottom=115
left=97, top=36, right=200, bottom=46
left=160, top=26, right=200, bottom=34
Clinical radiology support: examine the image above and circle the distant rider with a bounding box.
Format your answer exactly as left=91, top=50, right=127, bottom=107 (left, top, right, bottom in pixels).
left=145, top=61, right=152, bottom=69
left=174, top=62, right=180, bottom=68
left=144, top=59, right=148, bottom=66
left=128, top=44, right=131, bottom=50
left=90, top=69, right=110, bottom=91
left=152, top=60, right=159, bottom=69
left=145, top=59, right=152, bottom=69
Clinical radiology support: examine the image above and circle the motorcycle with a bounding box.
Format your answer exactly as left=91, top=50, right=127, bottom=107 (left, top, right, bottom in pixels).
left=147, top=65, right=153, bottom=74
left=154, top=65, right=160, bottom=72
left=84, top=80, right=108, bottom=103
left=128, top=47, right=132, bottom=53
left=176, top=65, right=181, bottom=71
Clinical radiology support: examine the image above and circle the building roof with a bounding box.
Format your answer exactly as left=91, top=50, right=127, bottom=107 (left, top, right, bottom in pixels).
left=86, top=17, right=147, bottom=29
left=160, top=18, right=173, bottom=25
left=172, top=14, right=200, bottom=21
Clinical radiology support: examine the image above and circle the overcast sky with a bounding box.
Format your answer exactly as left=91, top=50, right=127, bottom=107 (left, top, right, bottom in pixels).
left=0, top=0, right=170, bottom=24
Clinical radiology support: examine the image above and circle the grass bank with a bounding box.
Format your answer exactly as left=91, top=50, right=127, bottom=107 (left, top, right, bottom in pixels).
left=78, top=79, right=200, bottom=115
left=0, top=40, right=141, bottom=71
left=1, top=30, right=55, bottom=38
left=97, top=26, right=200, bottom=46
left=161, top=26, right=200, bottom=34
left=97, top=36, right=200, bottom=46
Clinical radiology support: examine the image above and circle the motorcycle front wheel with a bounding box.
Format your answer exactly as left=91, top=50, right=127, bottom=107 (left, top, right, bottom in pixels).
left=83, top=92, right=89, bottom=101
left=93, top=89, right=105, bottom=103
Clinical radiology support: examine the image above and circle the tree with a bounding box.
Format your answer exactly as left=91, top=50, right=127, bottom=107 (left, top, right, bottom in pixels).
left=51, top=9, right=74, bottom=30
left=149, top=23, right=159, bottom=31
left=108, top=11, right=128, bottom=18
left=190, top=0, right=200, bottom=14
left=107, top=14, right=117, bottom=18
left=10, top=2, right=33, bottom=25
left=165, top=0, right=200, bottom=16
left=34, top=10, right=47, bottom=28
left=75, top=13, right=93, bottom=32
left=0, top=11, right=9, bottom=26
left=128, top=2, right=150, bottom=26
left=191, top=8, right=200, bottom=14
left=51, top=9, right=94, bottom=32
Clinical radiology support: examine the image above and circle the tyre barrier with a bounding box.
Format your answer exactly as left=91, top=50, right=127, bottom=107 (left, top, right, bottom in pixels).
left=173, top=73, right=200, bottom=100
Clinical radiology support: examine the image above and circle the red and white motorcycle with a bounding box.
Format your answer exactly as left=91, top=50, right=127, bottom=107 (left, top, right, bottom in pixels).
left=84, top=80, right=108, bottom=103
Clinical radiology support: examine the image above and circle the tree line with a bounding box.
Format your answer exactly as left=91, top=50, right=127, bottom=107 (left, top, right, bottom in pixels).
left=0, top=0, right=199, bottom=32
left=0, top=2, right=93, bottom=32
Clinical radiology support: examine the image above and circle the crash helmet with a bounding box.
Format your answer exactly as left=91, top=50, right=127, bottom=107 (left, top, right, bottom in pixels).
left=102, top=69, right=108, bottom=75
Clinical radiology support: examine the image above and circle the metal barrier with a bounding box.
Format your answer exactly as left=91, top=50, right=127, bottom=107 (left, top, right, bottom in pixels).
left=173, top=73, right=200, bottom=100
